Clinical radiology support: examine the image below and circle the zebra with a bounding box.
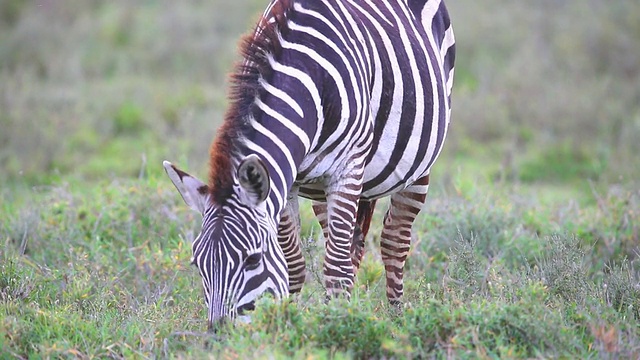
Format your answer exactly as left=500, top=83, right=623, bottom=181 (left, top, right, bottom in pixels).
left=164, top=0, right=455, bottom=329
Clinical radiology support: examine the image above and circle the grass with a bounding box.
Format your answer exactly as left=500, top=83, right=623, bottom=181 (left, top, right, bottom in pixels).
left=1, top=0, right=640, bottom=358
left=1, top=173, right=639, bottom=358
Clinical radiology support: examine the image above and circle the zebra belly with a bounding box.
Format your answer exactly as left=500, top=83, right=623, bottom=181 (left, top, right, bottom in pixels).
left=296, top=128, right=443, bottom=202
left=360, top=131, right=441, bottom=200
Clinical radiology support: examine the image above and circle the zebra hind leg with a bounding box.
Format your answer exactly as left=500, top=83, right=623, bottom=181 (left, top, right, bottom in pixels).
left=351, top=199, right=377, bottom=270
left=311, top=201, right=329, bottom=245
left=380, top=175, right=430, bottom=306
left=278, top=189, right=306, bottom=294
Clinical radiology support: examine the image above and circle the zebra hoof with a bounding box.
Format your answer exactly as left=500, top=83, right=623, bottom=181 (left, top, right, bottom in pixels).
left=389, top=299, right=410, bottom=311
left=324, top=290, right=351, bottom=304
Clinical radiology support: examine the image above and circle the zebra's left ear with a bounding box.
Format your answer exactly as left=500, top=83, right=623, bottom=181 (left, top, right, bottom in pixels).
left=163, top=160, right=211, bottom=214
left=237, top=154, right=270, bottom=206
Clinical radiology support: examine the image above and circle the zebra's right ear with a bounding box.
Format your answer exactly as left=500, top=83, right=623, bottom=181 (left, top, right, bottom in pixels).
left=237, top=154, right=270, bottom=207
left=163, top=161, right=211, bottom=214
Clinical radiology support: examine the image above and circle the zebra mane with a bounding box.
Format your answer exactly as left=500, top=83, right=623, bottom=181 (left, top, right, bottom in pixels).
left=208, top=0, right=294, bottom=203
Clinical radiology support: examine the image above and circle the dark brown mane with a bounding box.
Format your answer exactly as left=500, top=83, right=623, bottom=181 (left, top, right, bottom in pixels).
left=208, top=0, right=294, bottom=203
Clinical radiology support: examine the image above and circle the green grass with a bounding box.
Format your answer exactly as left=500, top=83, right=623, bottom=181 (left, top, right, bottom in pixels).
left=1, top=0, right=640, bottom=358
left=1, top=174, right=639, bottom=358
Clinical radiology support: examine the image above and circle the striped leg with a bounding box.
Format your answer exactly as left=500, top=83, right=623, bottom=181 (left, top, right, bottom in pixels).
left=311, top=201, right=329, bottom=245
left=278, top=189, right=306, bottom=294
left=351, top=199, right=377, bottom=270
left=380, top=175, right=430, bottom=305
left=322, top=172, right=366, bottom=298
left=313, top=198, right=376, bottom=271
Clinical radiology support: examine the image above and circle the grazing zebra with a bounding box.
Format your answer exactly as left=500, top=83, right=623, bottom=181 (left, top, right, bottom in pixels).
left=164, top=0, right=455, bottom=329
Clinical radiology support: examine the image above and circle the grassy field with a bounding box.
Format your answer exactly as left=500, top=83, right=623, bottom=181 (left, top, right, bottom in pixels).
left=1, top=0, right=640, bottom=358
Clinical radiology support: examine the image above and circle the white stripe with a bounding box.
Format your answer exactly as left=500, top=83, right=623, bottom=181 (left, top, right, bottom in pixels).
left=420, top=0, right=442, bottom=29
left=259, top=78, right=304, bottom=118
left=255, top=96, right=311, bottom=151
left=441, top=26, right=455, bottom=61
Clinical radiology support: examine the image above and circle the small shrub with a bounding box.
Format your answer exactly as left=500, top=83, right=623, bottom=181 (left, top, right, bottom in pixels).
left=565, top=187, right=640, bottom=265
left=235, top=297, right=394, bottom=358
left=603, top=260, right=640, bottom=320
left=445, top=234, right=486, bottom=295
left=311, top=299, right=393, bottom=359
left=534, top=235, right=593, bottom=303
left=404, top=299, right=455, bottom=355
left=403, top=284, right=582, bottom=358
left=247, top=296, right=306, bottom=351
left=0, top=257, right=34, bottom=302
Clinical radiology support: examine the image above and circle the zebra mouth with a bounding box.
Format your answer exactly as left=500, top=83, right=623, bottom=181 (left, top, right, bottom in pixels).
left=237, top=301, right=256, bottom=316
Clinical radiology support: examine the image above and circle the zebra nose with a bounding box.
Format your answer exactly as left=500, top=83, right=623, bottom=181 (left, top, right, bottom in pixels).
left=207, top=317, right=227, bottom=333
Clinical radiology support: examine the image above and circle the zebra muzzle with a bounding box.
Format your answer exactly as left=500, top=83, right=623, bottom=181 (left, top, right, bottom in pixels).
left=237, top=301, right=256, bottom=316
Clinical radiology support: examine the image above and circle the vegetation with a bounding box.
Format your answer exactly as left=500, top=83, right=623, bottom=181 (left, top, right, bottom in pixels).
left=1, top=0, right=639, bottom=358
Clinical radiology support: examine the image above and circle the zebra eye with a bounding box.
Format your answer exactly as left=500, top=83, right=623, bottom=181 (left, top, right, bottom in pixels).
left=244, top=253, right=262, bottom=271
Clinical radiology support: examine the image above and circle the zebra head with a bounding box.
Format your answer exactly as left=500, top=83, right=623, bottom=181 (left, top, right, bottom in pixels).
left=163, top=155, right=288, bottom=330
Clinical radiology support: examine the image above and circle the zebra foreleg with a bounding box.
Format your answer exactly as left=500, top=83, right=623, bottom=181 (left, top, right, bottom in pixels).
left=380, top=175, right=430, bottom=305
left=322, top=178, right=364, bottom=299
left=312, top=197, right=376, bottom=272
left=278, top=189, right=306, bottom=294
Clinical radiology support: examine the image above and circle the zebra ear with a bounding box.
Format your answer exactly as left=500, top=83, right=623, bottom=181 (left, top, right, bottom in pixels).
left=237, top=154, right=270, bottom=206
left=163, top=160, right=211, bottom=214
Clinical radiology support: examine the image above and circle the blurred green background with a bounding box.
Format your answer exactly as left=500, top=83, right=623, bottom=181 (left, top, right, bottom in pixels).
left=1, top=0, right=638, bottom=188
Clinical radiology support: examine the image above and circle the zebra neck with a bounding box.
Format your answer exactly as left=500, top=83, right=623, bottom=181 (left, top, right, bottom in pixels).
left=241, top=92, right=318, bottom=220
